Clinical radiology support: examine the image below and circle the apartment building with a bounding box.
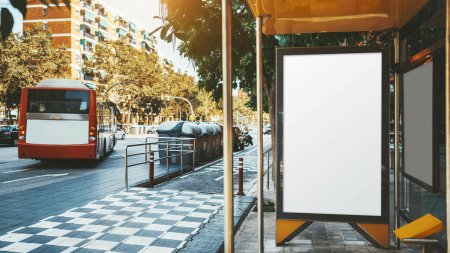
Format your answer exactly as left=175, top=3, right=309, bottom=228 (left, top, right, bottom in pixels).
left=24, top=0, right=155, bottom=79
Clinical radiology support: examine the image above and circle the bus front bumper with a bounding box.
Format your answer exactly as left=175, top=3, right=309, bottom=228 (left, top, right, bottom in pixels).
left=18, top=143, right=97, bottom=160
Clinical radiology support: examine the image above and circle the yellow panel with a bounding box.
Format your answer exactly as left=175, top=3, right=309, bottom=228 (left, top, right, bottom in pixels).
left=356, top=223, right=390, bottom=249
left=393, top=214, right=443, bottom=241
left=246, top=0, right=430, bottom=34
left=276, top=219, right=308, bottom=244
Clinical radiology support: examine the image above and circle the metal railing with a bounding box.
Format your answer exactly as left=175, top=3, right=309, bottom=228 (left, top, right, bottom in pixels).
left=263, top=147, right=273, bottom=190
left=125, top=137, right=196, bottom=190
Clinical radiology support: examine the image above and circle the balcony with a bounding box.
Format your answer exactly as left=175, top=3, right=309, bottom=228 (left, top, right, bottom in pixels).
left=99, top=24, right=108, bottom=31
left=83, top=2, right=93, bottom=10
left=84, top=18, right=95, bottom=25
left=84, top=32, right=95, bottom=40
left=84, top=46, right=94, bottom=53
left=117, top=22, right=128, bottom=29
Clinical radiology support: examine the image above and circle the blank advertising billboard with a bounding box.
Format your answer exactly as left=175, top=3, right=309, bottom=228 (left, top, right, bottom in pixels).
left=276, top=47, right=388, bottom=223
left=403, top=61, right=435, bottom=190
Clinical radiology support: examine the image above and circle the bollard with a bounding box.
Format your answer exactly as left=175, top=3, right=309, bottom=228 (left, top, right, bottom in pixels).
left=166, top=142, right=170, bottom=181
left=149, top=151, right=155, bottom=188
left=237, top=157, right=245, bottom=196
left=267, top=151, right=270, bottom=190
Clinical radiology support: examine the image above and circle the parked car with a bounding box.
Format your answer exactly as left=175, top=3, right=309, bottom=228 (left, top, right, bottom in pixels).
left=115, top=129, right=126, bottom=140
left=0, top=125, right=19, bottom=146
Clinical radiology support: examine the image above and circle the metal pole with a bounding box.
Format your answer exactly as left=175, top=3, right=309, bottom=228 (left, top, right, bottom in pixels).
left=445, top=0, right=450, bottom=247
left=166, top=142, right=170, bottom=181
left=394, top=30, right=401, bottom=249
left=222, top=0, right=234, bottom=251
left=180, top=140, right=184, bottom=175
left=266, top=152, right=270, bottom=190
left=256, top=16, right=264, bottom=253
left=149, top=151, right=154, bottom=188
left=125, top=147, right=128, bottom=190
left=193, top=139, right=196, bottom=170
left=145, top=139, right=148, bottom=162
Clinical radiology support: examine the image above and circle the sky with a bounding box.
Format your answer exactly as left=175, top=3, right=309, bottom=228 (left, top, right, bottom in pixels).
left=104, top=0, right=196, bottom=76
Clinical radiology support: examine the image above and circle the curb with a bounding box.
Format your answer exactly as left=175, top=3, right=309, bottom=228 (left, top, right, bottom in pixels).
left=178, top=196, right=256, bottom=253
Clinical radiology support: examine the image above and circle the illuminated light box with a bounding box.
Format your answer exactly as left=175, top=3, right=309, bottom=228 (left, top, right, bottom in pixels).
left=403, top=61, right=438, bottom=191
left=276, top=47, right=389, bottom=223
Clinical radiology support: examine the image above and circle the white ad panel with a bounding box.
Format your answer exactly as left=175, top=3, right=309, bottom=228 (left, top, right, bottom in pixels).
left=403, top=62, right=434, bottom=187
left=27, top=120, right=89, bottom=145
left=283, top=52, right=382, bottom=216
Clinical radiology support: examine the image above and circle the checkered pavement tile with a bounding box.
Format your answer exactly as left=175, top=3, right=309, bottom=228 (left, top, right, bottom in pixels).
left=0, top=189, right=223, bottom=253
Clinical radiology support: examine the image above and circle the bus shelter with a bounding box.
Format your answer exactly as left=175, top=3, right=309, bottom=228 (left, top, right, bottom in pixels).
left=218, top=0, right=449, bottom=252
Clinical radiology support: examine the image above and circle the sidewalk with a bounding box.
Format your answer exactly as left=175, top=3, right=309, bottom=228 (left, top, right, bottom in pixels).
left=235, top=170, right=418, bottom=253
left=0, top=147, right=258, bottom=253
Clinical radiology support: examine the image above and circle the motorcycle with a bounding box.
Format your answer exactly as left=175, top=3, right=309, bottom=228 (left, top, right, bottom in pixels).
left=242, top=131, right=253, bottom=147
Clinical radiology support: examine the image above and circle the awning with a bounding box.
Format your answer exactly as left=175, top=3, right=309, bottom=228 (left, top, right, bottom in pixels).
left=246, top=0, right=430, bottom=34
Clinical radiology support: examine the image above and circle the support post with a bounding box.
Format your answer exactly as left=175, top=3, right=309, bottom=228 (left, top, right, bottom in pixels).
left=222, top=0, right=234, bottom=252
left=125, top=147, right=128, bottom=191
left=256, top=15, right=264, bottom=253
left=394, top=30, right=401, bottom=249
left=193, top=139, right=196, bottom=170
left=267, top=151, right=270, bottom=190
left=445, top=0, right=450, bottom=246
left=149, top=151, right=154, bottom=188
left=166, top=142, right=170, bottom=181
left=180, top=140, right=184, bottom=175
left=237, top=158, right=244, bottom=195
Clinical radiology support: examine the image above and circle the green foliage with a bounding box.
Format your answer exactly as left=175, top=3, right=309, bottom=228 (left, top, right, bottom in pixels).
left=153, top=0, right=393, bottom=114
left=0, top=26, right=70, bottom=110
left=84, top=39, right=220, bottom=123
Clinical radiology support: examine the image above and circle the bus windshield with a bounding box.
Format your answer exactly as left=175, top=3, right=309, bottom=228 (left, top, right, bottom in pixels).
left=27, top=90, right=90, bottom=114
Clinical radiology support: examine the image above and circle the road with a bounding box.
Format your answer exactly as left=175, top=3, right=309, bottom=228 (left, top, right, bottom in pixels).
left=0, top=134, right=267, bottom=235
left=0, top=136, right=145, bottom=196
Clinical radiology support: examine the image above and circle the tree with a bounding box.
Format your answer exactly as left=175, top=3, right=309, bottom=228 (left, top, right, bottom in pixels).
left=84, top=39, right=167, bottom=124
left=154, top=0, right=386, bottom=149
left=0, top=26, right=70, bottom=123
left=233, top=89, right=253, bottom=125
left=85, top=39, right=220, bottom=124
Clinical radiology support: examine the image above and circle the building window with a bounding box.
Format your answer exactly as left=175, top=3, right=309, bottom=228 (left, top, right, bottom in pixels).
left=43, top=7, right=48, bottom=16
left=43, top=23, right=49, bottom=31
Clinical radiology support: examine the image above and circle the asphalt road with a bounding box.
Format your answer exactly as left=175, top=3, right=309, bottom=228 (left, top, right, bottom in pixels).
left=0, top=134, right=266, bottom=234
left=0, top=136, right=148, bottom=196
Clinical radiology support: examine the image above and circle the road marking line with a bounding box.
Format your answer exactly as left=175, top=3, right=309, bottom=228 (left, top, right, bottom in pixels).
left=3, top=168, right=31, bottom=174
left=214, top=176, right=224, bottom=181
left=3, top=173, right=69, bottom=184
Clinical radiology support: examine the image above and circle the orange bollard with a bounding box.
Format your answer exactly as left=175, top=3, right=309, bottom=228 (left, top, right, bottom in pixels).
left=237, top=157, right=244, bottom=196
left=149, top=151, right=155, bottom=188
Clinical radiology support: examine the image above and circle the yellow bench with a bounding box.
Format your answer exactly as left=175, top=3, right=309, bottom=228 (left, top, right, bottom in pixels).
left=393, top=213, right=443, bottom=253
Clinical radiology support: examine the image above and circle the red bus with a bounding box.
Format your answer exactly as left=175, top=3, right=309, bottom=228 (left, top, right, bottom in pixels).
left=18, top=79, right=117, bottom=160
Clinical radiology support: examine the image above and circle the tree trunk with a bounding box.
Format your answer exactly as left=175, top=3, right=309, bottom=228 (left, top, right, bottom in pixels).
left=7, top=107, right=12, bottom=125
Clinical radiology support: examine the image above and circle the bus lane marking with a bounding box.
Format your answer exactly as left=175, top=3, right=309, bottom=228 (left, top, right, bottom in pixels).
left=3, top=168, right=32, bottom=174
left=3, top=173, right=69, bottom=184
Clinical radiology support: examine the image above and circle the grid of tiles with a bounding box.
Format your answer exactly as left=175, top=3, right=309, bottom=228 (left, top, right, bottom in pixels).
left=204, top=155, right=258, bottom=173
left=0, top=189, right=223, bottom=253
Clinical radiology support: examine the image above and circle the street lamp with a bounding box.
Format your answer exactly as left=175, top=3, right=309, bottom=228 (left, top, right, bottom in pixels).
left=161, top=95, right=195, bottom=120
